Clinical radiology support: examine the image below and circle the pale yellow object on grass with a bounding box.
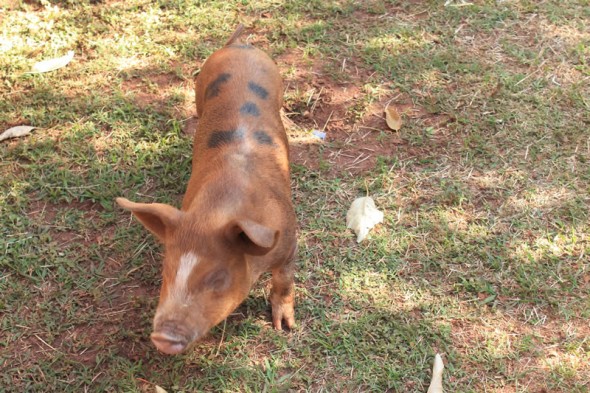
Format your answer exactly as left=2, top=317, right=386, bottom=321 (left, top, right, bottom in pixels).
left=0, top=126, right=35, bottom=142
left=29, top=51, right=74, bottom=73
left=385, top=105, right=403, bottom=131
left=427, top=354, right=444, bottom=393
left=346, top=196, right=384, bottom=242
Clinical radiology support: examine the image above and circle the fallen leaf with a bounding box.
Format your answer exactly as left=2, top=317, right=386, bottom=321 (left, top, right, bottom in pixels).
left=427, top=354, right=444, bottom=393
left=0, top=126, right=36, bottom=142
left=385, top=105, right=402, bottom=131
left=444, top=0, right=473, bottom=6
left=29, top=51, right=74, bottom=73
left=346, top=197, right=384, bottom=243
left=155, top=385, right=168, bottom=393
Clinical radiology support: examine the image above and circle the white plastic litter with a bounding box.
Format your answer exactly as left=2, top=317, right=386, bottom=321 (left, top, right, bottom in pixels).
left=0, top=126, right=36, bottom=142
left=427, top=354, right=444, bottom=393
left=311, top=129, right=326, bottom=140
left=29, top=51, right=74, bottom=73
left=346, top=196, right=384, bottom=243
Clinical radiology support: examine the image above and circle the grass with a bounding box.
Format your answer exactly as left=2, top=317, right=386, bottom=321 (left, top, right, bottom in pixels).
left=1, top=0, right=589, bottom=391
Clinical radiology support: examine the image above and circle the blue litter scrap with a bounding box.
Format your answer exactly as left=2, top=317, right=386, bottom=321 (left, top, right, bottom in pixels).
left=311, top=130, right=326, bottom=140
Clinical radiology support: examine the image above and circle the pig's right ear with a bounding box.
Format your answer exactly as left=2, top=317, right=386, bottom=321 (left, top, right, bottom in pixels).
left=225, top=219, right=279, bottom=256
left=116, top=197, right=182, bottom=242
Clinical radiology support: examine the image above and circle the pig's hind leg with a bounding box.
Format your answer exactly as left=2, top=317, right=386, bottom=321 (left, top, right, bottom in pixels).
left=269, top=247, right=296, bottom=330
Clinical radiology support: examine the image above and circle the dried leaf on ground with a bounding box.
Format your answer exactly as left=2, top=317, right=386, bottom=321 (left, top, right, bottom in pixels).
left=346, top=197, right=384, bottom=243
left=0, top=126, right=36, bottom=142
left=154, top=385, right=168, bottom=393
left=444, top=0, right=473, bottom=6
left=385, top=105, right=403, bottom=131
left=427, top=354, right=444, bottom=393
left=29, top=51, right=74, bottom=73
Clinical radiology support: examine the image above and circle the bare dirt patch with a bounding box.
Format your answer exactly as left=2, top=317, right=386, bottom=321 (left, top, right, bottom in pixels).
left=120, top=69, right=196, bottom=123
left=27, top=198, right=112, bottom=248
left=121, top=73, right=182, bottom=109
left=287, top=90, right=456, bottom=176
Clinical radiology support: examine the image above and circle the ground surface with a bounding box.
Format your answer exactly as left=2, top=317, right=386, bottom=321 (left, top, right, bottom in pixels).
left=1, top=0, right=589, bottom=392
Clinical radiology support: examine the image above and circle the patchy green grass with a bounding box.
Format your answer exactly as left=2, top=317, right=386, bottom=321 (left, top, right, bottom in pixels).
left=1, top=0, right=589, bottom=391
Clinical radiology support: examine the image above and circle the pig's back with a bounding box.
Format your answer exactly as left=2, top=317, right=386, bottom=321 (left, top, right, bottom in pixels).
left=184, top=44, right=290, bottom=211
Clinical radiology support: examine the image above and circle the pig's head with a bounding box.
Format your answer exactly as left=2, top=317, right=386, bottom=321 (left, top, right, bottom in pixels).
left=116, top=197, right=277, bottom=355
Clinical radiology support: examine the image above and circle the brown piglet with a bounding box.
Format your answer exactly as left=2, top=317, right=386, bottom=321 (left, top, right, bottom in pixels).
left=116, top=25, right=297, bottom=355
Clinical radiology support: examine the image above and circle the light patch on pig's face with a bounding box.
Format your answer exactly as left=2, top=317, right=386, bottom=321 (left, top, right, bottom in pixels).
left=152, top=244, right=251, bottom=354
left=170, top=252, right=200, bottom=303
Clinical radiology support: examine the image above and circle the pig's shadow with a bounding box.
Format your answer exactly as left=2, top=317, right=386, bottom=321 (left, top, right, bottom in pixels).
left=210, top=291, right=277, bottom=338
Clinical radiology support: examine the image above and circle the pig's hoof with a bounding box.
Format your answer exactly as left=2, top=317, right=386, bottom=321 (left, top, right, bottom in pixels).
left=151, top=332, right=188, bottom=355
left=271, top=302, right=295, bottom=331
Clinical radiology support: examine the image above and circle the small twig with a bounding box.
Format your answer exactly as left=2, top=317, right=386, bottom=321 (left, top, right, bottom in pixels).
left=45, top=184, right=100, bottom=190
left=310, top=87, right=324, bottom=114
left=34, top=334, right=61, bottom=353
left=444, top=0, right=473, bottom=6
left=101, top=308, right=131, bottom=317
left=357, top=125, right=383, bottom=132
left=321, top=111, right=334, bottom=132
left=125, top=266, right=142, bottom=277
left=216, top=319, right=227, bottom=356
left=91, top=372, right=104, bottom=384
left=305, top=88, right=316, bottom=107
left=514, top=59, right=548, bottom=87
left=136, top=377, right=154, bottom=386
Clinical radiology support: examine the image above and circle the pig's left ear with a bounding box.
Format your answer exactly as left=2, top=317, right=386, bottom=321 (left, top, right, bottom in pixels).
left=226, top=219, right=279, bottom=256
left=116, top=197, right=182, bottom=242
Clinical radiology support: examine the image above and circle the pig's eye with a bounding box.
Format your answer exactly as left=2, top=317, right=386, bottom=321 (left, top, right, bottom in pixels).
left=203, top=269, right=230, bottom=291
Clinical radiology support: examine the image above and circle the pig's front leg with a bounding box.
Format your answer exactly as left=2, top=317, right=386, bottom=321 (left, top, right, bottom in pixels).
left=270, top=252, right=296, bottom=330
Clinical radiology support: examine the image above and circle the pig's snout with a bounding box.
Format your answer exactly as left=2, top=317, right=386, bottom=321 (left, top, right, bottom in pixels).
left=151, top=321, right=193, bottom=355
left=151, top=331, right=186, bottom=355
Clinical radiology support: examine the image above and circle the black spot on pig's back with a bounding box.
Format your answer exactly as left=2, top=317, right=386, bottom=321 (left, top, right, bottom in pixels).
left=253, top=130, right=274, bottom=146
left=240, top=102, right=260, bottom=117
left=248, top=81, right=269, bottom=100
left=205, top=73, right=231, bottom=100
left=207, top=129, right=244, bottom=148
